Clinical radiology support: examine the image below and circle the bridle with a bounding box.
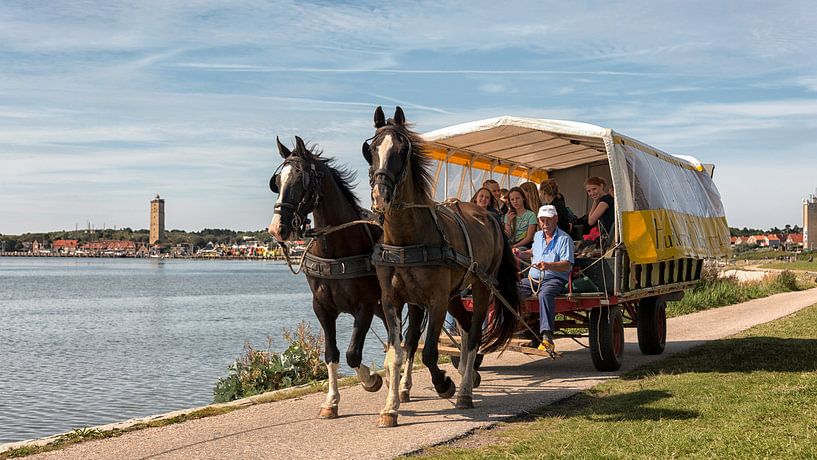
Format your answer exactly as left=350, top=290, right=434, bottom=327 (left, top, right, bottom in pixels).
left=270, top=156, right=324, bottom=239
left=364, top=125, right=413, bottom=214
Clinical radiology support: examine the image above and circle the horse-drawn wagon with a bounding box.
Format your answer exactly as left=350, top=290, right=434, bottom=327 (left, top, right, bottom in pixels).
left=422, top=116, right=731, bottom=371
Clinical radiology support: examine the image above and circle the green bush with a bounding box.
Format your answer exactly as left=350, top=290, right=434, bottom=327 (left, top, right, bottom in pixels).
left=213, top=322, right=328, bottom=403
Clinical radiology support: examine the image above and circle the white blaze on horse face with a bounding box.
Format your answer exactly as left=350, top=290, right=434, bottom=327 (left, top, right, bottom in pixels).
left=268, top=164, right=293, bottom=240
left=372, top=134, right=395, bottom=209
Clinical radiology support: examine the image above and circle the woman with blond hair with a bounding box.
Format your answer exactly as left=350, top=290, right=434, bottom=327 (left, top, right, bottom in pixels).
left=519, top=181, right=541, bottom=214
left=582, top=176, right=614, bottom=238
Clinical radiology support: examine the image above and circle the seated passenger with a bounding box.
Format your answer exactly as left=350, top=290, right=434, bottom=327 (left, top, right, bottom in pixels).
left=538, top=178, right=575, bottom=234
left=470, top=186, right=500, bottom=222
left=514, top=205, right=574, bottom=352
left=503, top=186, right=537, bottom=250
left=520, top=181, right=542, bottom=214
left=584, top=176, right=614, bottom=238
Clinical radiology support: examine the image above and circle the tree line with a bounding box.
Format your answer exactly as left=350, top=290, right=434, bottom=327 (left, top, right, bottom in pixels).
left=0, top=228, right=276, bottom=252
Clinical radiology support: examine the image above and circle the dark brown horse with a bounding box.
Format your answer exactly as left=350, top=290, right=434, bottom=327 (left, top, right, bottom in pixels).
left=362, top=107, right=522, bottom=427
left=267, top=136, right=426, bottom=418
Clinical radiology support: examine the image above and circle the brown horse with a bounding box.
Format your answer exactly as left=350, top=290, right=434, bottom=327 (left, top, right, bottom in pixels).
left=267, top=137, right=426, bottom=418
left=362, top=107, right=522, bottom=427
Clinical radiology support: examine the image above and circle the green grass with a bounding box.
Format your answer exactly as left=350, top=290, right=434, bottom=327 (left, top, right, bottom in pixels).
left=762, top=261, right=817, bottom=272
left=666, top=270, right=815, bottom=317
left=417, top=303, right=817, bottom=459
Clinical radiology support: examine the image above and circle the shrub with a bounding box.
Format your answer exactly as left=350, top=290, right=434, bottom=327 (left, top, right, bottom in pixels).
left=213, top=321, right=328, bottom=403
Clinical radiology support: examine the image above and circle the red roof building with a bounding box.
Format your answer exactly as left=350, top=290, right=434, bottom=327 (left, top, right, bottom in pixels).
left=51, top=240, right=79, bottom=252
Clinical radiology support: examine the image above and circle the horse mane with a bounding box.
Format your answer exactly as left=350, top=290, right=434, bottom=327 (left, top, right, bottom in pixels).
left=385, top=120, right=434, bottom=201
left=297, top=143, right=361, bottom=209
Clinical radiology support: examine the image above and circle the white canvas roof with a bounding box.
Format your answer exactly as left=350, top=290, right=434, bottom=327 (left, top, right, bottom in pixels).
left=423, top=116, right=612, bottom=171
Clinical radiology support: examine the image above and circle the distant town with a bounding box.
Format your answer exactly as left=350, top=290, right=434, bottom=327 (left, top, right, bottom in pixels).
left=2, top=194, right=816, bottom=259
left=0, top=194, right=306, bottom=259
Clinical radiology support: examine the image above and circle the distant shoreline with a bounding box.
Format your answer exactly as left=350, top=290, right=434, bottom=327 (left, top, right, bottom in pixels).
left=0, top=252, right=290, bottom=261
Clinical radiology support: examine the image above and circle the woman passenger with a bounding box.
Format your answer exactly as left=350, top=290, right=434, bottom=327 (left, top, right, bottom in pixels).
left=583, top=176, right=615, bottom=238
left=503, top=186, right=537, bottom=249
left=470, top=187, right=500, bottom=221
left=520, top=181, right=542, bottom=214
left=539, top=179, right=573, bottom=234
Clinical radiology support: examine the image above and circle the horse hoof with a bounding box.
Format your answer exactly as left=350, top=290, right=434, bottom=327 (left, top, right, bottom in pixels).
left=437, top=378, right=456, bottom=399
left=318, top=406, right=338, bottom=419
left=455, top=395, right=473, bottom=409
left=378, top=413, right=398, bottom=428
left=399, top=390, right=411, bottom=403
left=363, top=374, right=383, bottom=392
left=473, top=371, right=482, bottom=389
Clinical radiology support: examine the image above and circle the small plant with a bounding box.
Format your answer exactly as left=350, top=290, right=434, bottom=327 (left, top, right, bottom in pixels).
left=213, top=321, right=328, bottom=403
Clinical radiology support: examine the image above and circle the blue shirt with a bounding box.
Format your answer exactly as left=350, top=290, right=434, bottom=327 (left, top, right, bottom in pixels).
left=528, top=227, right=574, bottom=282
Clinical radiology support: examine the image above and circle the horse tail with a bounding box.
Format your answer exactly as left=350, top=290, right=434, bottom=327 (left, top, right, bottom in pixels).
left=480, top=233, right=522, bottom=353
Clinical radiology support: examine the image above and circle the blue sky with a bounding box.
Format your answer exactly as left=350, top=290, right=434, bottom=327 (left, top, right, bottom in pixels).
left=2, top=0, right=817, bottom=234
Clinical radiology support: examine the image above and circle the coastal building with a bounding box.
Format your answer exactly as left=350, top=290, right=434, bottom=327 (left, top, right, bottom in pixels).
left=150, top=194, right=165, bottom=245
left=52, top=239, right=79, bottom=254
left=805, top=194, right=817, bottom=251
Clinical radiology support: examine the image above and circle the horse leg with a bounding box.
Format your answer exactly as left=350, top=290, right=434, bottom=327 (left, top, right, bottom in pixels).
left=456, top=284, right=489, bottom=409
left=378, top=296, right=404, bottom=428
left=315, top=305, right=341, bottom=419
left=398, top=303, right=424, bottom=402
left=422, top=296, right=456, bottom=399
left=348, top=305, right=382, bottom=392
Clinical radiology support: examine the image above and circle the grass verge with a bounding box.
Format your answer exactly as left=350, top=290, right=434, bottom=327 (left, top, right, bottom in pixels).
left=666, top=270, right=816, bottom=317
left=416, top=303, right=817, bottom=459
left=762, top=261, right=817, bottom=271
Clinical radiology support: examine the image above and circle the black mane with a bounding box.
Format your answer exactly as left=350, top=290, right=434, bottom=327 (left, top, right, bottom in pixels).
left=298, top=143, right=361, bottom=209
left=383, top=121, right=434, bottom=201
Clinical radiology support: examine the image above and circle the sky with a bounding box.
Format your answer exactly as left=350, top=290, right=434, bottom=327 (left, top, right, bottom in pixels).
left=2, top=0, right=817, bottom=235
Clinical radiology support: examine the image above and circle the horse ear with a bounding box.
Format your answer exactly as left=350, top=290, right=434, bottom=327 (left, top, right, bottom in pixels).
left=394, top=106, right=405, bottom=125
left=294, top=136, right=307, bottom=154
left=374, top=106, right=385, bottom=128
left=362, top=141, right=372, bottom=165
left=276, top=136, right=292, bottom=159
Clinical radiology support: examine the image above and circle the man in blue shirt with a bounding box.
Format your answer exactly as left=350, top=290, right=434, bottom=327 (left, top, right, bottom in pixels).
left=514, top=205, right=574, bottom=351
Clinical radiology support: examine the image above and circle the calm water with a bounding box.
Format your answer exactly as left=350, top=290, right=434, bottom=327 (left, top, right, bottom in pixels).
left=0, top=257, right=387, bottom=443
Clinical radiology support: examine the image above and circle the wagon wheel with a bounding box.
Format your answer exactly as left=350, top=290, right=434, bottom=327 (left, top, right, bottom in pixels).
left=637, top=296, right=667, bottom=355
left=588, top=305, right=624, bottom=371
left=450, top=353, right=484, bottom=371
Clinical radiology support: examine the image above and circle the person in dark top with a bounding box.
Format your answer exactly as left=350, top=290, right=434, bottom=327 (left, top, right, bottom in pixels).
left=483, top=179, right=508, bottom=216
left=583, top=176, right=614, bottom=239
left=470, top=187, right=501, bottom=223
left=539, top=178, right=574, bottom=234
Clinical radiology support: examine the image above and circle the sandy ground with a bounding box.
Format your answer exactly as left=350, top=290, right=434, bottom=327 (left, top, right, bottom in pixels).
left=14, top=288, right=817, bottom=460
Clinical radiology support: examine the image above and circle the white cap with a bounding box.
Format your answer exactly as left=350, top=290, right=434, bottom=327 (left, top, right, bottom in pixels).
left=538, top=205, right=557, bottom=218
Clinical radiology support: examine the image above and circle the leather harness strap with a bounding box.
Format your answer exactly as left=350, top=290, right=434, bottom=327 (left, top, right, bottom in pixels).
left=371, top=201, right=497, bottom=288
left=302, top=252, right=376, bottom=279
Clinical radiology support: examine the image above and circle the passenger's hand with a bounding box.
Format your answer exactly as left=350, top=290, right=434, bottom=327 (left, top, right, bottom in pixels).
left=537, top=261, right=546, bottom=270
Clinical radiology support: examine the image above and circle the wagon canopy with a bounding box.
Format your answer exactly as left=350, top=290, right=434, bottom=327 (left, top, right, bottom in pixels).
left=423, top=116, right=731, bottom=264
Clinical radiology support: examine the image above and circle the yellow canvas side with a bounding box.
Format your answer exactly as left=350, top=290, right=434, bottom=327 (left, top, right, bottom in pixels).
left=621, top=210, right=730, bottom=264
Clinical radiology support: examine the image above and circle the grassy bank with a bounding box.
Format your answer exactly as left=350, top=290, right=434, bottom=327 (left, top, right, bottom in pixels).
left=666, top=269, right=815, bottom=317
left=417, top=303, right=817, bottom=459
left=762, top=261, right=817, bottom=271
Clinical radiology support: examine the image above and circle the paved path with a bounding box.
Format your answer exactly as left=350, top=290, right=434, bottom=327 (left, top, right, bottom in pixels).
left=18, top=288, right=817, bottom=460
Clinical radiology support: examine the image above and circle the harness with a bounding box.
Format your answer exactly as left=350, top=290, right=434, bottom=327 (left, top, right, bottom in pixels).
left=270, top=157, right=323, bottom=239
left=271, top=156, right=378, bottom=280
left=371, top=201, right=497, bottom=288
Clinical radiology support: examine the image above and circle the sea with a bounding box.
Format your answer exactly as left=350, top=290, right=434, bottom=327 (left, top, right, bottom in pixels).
left=0, top=257, right=388, bottom=444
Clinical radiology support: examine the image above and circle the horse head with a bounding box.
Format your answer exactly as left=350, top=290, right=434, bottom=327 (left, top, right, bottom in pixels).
left=268, top=136, right=322, bottom=241
left=362, top=106, right=414, bottom=213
